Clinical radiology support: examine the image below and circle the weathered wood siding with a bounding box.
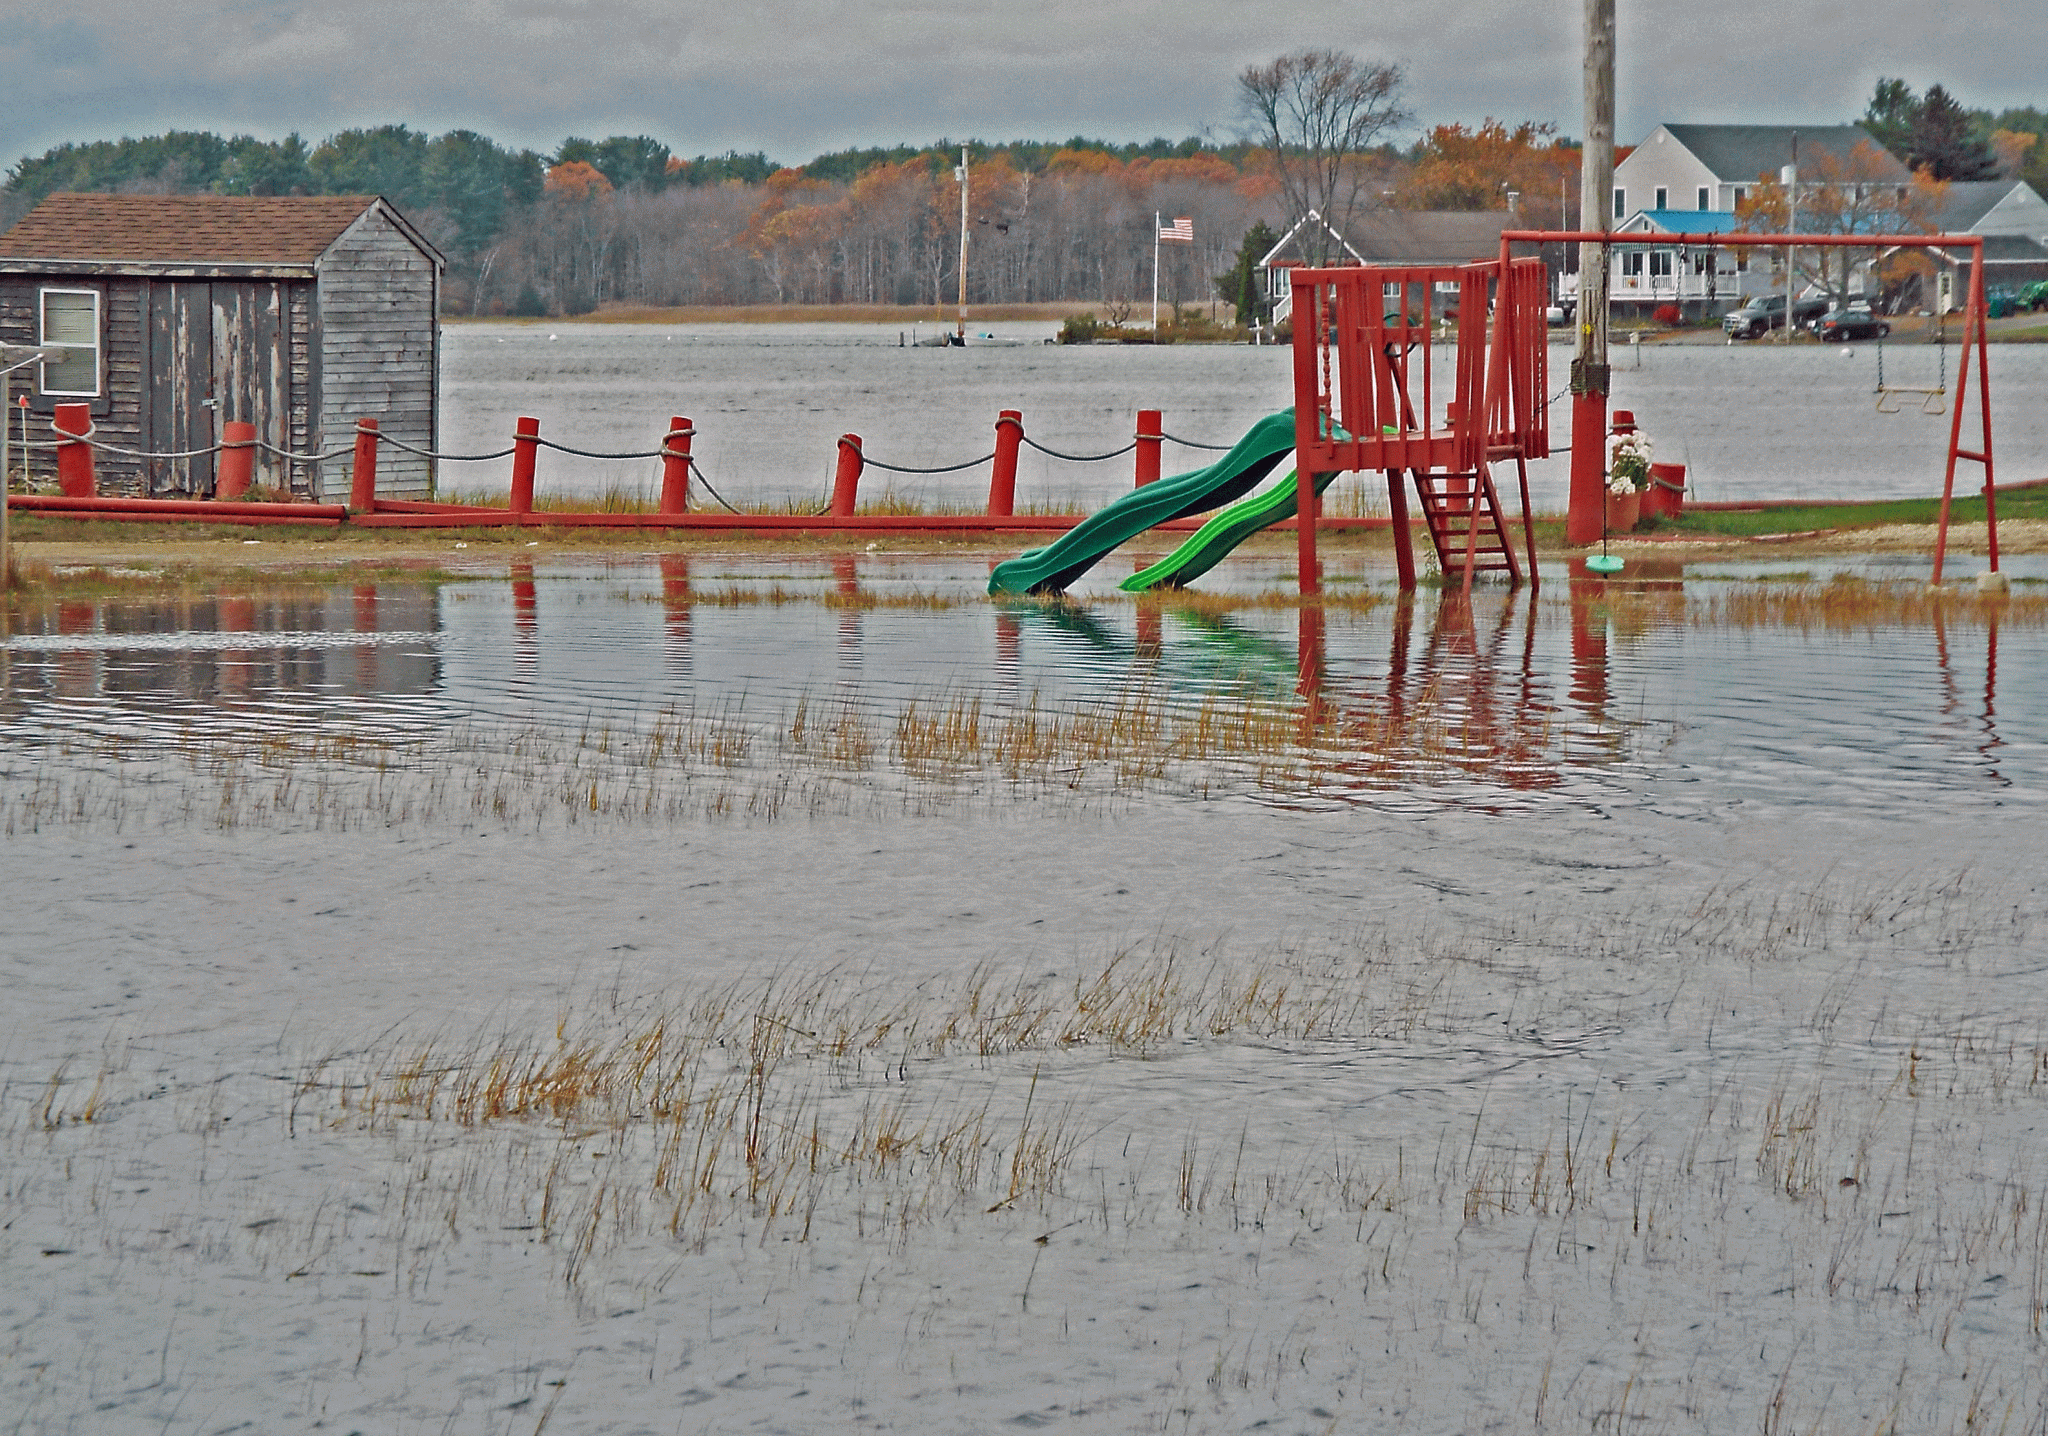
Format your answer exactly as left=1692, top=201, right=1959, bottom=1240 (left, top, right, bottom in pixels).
left=145, top=280, right=213, bottom=493
left=316, top=207, right=438, bottom=499
left=0, top=276, right=150, bottom=495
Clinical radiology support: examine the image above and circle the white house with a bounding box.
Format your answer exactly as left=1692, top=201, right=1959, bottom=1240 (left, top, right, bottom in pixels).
left=1257, top=208, right=1519, bottom=324
left=1607, top=124, right=1913, bottom=316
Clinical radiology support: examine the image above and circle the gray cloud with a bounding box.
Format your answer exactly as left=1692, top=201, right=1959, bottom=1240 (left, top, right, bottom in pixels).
left=2, top=0, right=2041, bottom=169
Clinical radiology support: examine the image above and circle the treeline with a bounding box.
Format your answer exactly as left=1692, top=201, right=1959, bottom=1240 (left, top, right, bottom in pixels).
left=1861, top=80, right=2048, bottom=188
left=2, top=126, right=1293, bottom=317
left=6, top=80, right=2041, bottom=319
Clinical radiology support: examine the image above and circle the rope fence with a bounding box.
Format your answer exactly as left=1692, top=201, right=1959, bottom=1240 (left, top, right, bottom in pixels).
left=9, top=406, right=1244, bottom=522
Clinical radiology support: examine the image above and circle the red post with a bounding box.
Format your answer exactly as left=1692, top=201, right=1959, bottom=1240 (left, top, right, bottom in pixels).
left=54, top=402, right=93, bottom=498
left=660, top=415, right=693, bottom=514
left=510, top=415, right=539, bottom=516
left=831, top=434, right=863, bottom=517
left=349, top=418, right=379, bottom=512
left=1567, top=392, right=1608, bottom=547
left=989, top=410, right=1022, bottom=515
left=1296, top=463, right=1318, bottom=595
left=1135, top=409, right=1163, bottom=486
left=217, top=420, right=256, bottom=499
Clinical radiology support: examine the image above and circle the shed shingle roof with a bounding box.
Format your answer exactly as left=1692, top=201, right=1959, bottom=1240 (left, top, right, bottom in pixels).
left=0, top=194, right=383, bottom=265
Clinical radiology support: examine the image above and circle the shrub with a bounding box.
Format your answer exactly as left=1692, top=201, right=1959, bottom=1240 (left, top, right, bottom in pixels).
left=1653, top=303, right=1682, bottom=327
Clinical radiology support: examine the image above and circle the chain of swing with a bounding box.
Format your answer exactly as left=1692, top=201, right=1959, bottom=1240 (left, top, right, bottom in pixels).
left=1873, top=314, right=1947, bottom=415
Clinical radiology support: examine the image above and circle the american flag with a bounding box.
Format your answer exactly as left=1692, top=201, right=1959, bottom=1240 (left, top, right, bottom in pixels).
left=1158, top=216, right=1194, bottom=243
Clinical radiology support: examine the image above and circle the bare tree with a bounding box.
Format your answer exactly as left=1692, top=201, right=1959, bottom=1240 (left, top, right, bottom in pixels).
left=1239, top=49, right=1408, bottom=264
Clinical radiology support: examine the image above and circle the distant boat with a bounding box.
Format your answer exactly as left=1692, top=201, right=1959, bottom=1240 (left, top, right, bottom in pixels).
left=960, top=332, right=1025, bottom=348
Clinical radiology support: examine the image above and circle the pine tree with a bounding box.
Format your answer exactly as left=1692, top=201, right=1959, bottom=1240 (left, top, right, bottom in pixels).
left=1909, top=85, right=1997, bottom=181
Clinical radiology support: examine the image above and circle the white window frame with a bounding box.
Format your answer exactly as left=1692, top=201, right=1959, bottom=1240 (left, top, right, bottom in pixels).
left=1649, top=250, right=1673, bottom=279
left=38, top=287, right=102, bottom=399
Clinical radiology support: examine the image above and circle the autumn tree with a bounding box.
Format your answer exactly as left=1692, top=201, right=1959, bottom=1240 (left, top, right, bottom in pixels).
left=1239, top=49, right=1407, bottom=264
left=1735, top=140, right=1946, bottom=308
left=1396, top=119, right=1575, bottom=213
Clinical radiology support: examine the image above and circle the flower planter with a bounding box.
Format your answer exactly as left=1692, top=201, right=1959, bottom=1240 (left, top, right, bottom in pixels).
left=1642, top=462, right=1686, bottom=520
left=1606, top=488, right=1641, bottom=534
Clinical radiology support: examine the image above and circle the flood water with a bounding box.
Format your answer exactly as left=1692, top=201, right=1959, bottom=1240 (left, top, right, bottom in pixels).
left=7, top=497, right=2048, bottom=1424
left=439, top=322, right=2048, bottom=509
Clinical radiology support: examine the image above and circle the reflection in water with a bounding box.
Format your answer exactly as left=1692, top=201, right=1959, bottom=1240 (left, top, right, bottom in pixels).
left=4, top=557, right=2036, bottom=815
left=0, top=583, right=444, bottom=744
left=833, top=553, right=860, bottom=675
left=511, top=559, right=539, bottom=696
left=1933, top=604, right=2007, bottom=785
left=659, top=554, right=692, bottom=679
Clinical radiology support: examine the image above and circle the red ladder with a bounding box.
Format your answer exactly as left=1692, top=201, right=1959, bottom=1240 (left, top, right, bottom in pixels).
left=1411, top=464, right=1523, bottom=590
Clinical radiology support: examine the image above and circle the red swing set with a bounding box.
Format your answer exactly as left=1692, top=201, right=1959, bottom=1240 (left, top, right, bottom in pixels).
left=1283, top=230, right=1999, bottom=593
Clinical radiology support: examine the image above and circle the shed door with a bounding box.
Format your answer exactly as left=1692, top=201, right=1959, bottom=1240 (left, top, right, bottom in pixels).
left=210, top=282, right=288, bottom=493
left=147, top=282, right=215, bottom=493
left=146, top=280, right=291, bottom=495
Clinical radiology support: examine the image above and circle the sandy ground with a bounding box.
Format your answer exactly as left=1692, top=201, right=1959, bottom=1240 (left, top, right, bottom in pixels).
left=7, top=516, right=2043, bottom=580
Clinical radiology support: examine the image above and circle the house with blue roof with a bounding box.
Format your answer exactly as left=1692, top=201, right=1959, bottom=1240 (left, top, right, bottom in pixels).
left=1606, top=124, right=1913, bottom=318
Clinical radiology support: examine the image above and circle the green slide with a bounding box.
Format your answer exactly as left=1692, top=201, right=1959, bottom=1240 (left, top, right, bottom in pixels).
left=987, top=410, right=1297, bottom=595
left=1119, top=467, right=1339, bottom=592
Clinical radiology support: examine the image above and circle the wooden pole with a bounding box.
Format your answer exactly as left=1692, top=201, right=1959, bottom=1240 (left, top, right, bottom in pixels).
left=1134, top=409, right=1163, bottom=486
left=1567, top=0, right=1615, bottom=547
left=659, top=416, right=693, bottom=514
left=989, top=410, right=1022, bottom=515
left=831, top=434, right=863, bottom=516
left=216, top=421, right=256, bottom=499
left=349, top=418, right=379, bottom=512
left=510, top=415, right=539, bottom=515
left=54, top=402, right=93, bottom=499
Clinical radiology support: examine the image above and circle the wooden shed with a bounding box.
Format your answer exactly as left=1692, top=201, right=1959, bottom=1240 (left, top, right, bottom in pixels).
left=0, top=194, right=443, bottom=499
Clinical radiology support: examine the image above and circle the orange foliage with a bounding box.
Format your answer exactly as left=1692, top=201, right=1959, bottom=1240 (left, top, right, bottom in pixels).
left=1045, top=148, right=1125, bottom=176
left=1128, top=154, right=1240, bottom=187
left=544, top=160, right=613, bottom=202
left=1396, top=119, right=1569, bottom=210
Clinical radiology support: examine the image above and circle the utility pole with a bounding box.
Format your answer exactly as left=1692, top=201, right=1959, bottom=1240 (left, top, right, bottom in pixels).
left=1567, top=0, right=1615, bottom=546
left=1780, top=132, right=1797, bottom=344
left=956, top=147, right=969, bottom=341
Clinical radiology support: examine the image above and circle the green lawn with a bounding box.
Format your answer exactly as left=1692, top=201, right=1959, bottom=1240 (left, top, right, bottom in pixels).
left=1650, top=483, right=2048, bottom=538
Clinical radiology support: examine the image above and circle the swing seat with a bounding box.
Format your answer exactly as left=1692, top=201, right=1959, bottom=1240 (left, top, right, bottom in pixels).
left=1875, top=386, right=1946, bottom=415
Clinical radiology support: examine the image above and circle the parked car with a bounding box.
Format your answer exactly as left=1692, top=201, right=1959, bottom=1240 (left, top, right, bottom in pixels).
left=1722, top=295, right=1830, bottom=339
left=1817, top=306, right=1891, bottom=342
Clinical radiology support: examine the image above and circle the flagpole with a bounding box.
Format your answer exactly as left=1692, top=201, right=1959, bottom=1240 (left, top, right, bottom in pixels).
left=1152, top=212, right=1161, bottom=329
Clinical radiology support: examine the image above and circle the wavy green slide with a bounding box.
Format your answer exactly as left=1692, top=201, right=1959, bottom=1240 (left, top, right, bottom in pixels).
left=986, top=409, right=1297, bottom=595
left=1119, top=467, right=1339, bottom=592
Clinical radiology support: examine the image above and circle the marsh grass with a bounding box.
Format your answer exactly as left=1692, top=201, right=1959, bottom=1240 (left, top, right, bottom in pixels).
left=0, top=666, right=1600, bottom=835
left=14, top=878, right=2048, bottom=1428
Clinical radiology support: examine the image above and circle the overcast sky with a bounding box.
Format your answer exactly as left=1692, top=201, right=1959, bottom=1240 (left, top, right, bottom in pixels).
left=2, top=0, right=2041, bottom=170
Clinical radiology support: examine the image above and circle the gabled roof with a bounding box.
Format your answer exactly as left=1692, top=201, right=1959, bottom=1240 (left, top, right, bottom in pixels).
left=1345, top=211, right=1516, bottom=265
left=1258, top=210, right=1365, bottom=267
left=1658, top=124, right=1909, bottom=184
left=0, top=194, right=443, bottom=276
left=1935, top=180, right=2048, bottom=234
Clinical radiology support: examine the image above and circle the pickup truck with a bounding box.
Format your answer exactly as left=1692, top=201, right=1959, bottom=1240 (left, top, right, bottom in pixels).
left=1723, top=295, right=1830, bottom=339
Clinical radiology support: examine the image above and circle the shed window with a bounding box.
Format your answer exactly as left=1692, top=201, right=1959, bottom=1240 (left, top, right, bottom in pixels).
left=1613, top=188, right=1626, bottom=221
left=39, top=289, right=100, bottom=398
left=1655, top=187, right=1668, bottom=210
left=1697, top=186, right=1711, bottom=210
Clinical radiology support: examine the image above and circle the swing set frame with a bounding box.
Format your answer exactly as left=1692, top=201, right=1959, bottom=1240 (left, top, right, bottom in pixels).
left=1499, top=229, right=1999, bottom=586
